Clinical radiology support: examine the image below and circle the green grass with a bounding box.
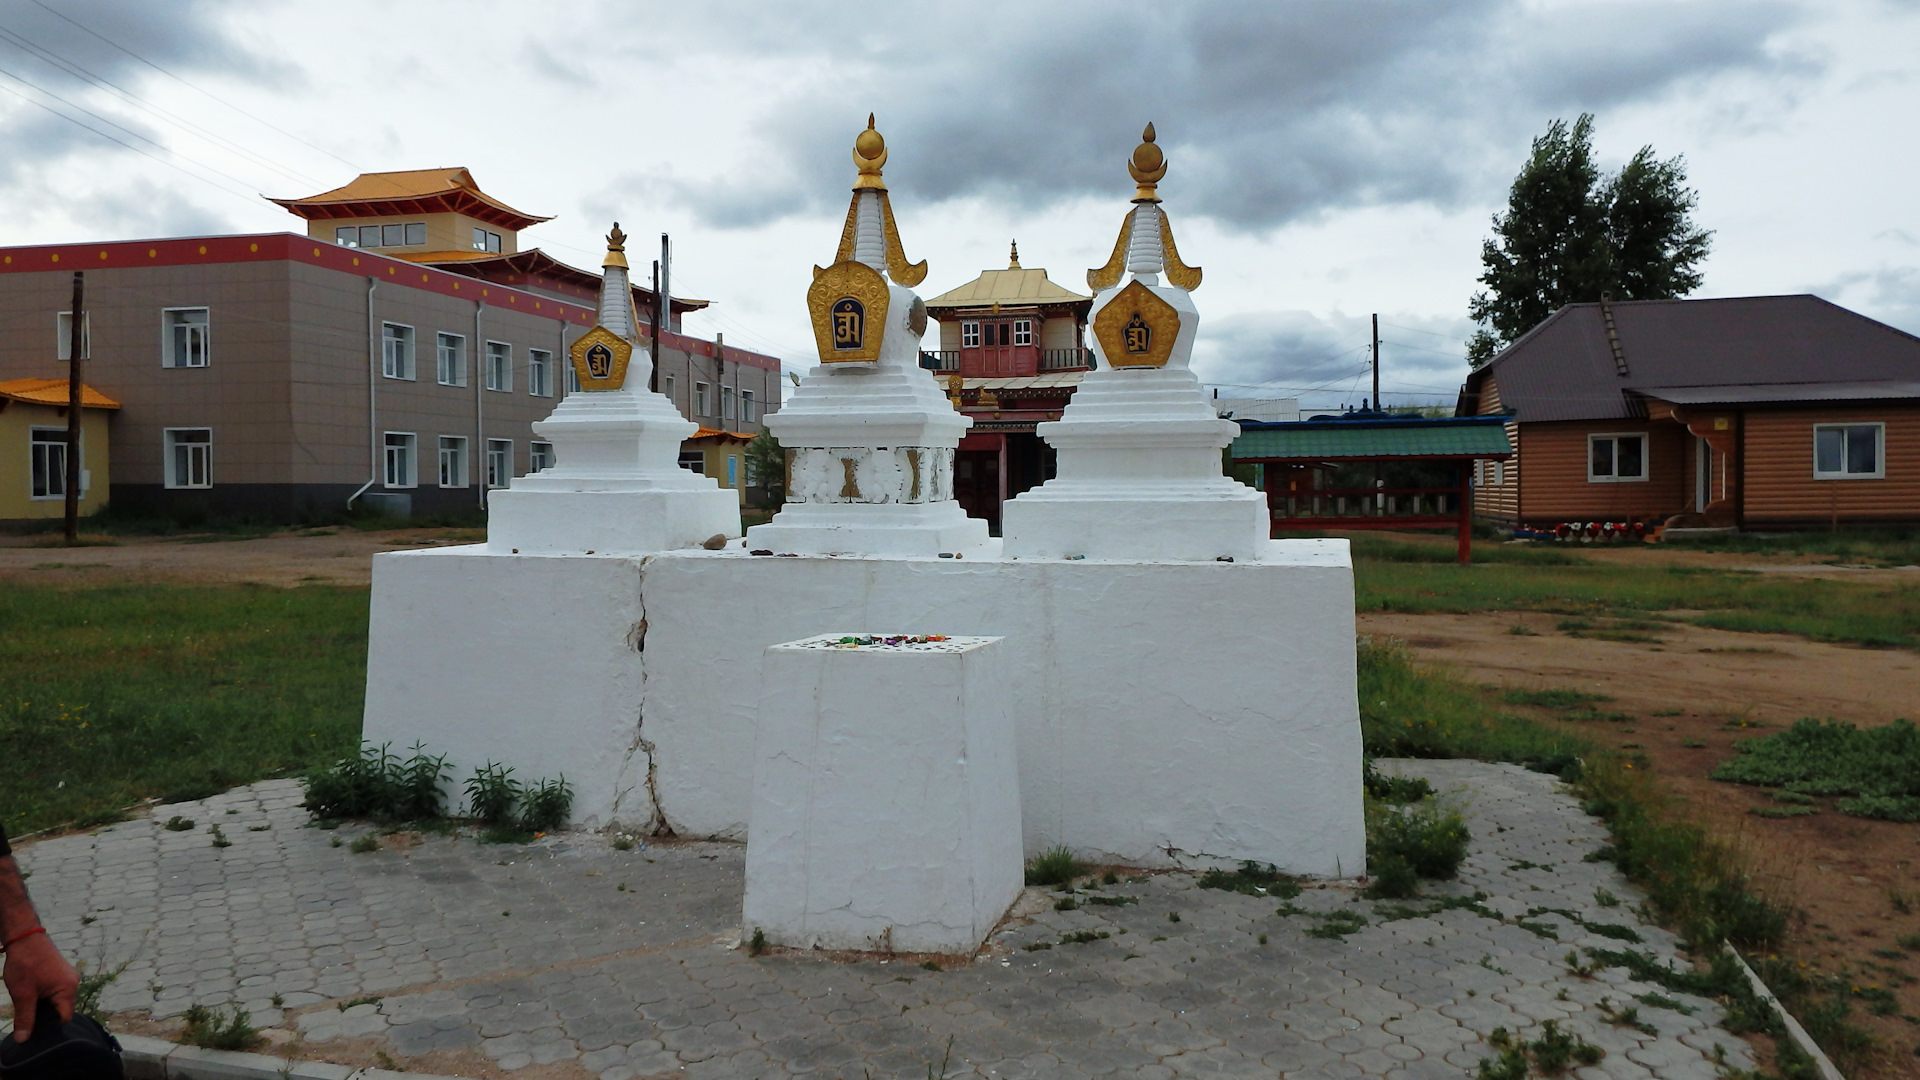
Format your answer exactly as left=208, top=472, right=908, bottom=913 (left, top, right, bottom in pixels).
left=1354, top=555, right=1920, bottom=649
left=1660, top=525, right=1920, bottom=567
left=1024, top=845, right=1085, bottom=888
left=0, top=584, right=368, bottom=835
left=1712, top=718, right=1920, bottom=822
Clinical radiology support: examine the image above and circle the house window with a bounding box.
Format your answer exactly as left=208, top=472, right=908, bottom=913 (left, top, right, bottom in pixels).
left=1013, top=319, right=1033, bottom=346
left=695, top=382, right=709, bottom=417
left=678, top=450, right=704, bottom=473
left=162, top=308, right=210, bottom=368
left=382, top=323, right=416, bottom=380
left=436, top=332, right=467, bottom=387
left=1493, top=461, right=1505, bottom=487
left=983, top=323, right=997, bottom=347
left=727, top=454, right=738, bottom=487
left=564, top=360, right=580, bottom=395
left=29, top=428, right=70, bottom=499
left=383, top=432, right=417, bottom=488
left=664, top=374, right=675, bottom=403
left=961, top=321, right=980, bottom=348
left=472, top=227, right=502, bottom=253
left=339, top=223, right=425, bottom=248
left=529, top=441, right=554, bottom=473
left=486, top=438, right=512, bottom=488
left=437, top=436, right=468, bottom=488
left=56, top=311, right=89, bottom=360
left=722, top=386, right=736, bottom=422
left=485, top=341, right=511, bottom=392
left=527, top=349, right=553, bottom=397
left=741, top=389, right=755, bottom=423
left=164, top=428, right=212, bottom=489
left=335, top=226, right=356, bottom=246
left=1814, top=423, right=1884, bottom=479
left=1588, top=433, right=1647, bottom=482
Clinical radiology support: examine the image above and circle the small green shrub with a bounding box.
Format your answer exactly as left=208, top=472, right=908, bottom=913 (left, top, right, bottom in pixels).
left=301, top=741, right=447, bottom=823
left=1197, top=860, right=1301, bottom=898
left=1305, top=910, right=1368, bottom=940
left=178, top=1004, right=262, bottom=1051
left=1363, top=759, right=1434, bottom=803
left=1749, top=805, right=1818, bottom=819
left=162, top=815, right=195, bottom=831
left=1025, top=846, right=1084, bottom=888
left=748, top=928, right=767, bottom=956
left=1712, top=718, right=1920, bottom=805
left=348, top=834, right=378, bottom=853
left=519, top=776, right=573, bottom=831
left=1837, top=794, right=1920, bottom=823
left=464, top=762, right=520, bottom=824
left=1364, top=800, right=1470, bottom=900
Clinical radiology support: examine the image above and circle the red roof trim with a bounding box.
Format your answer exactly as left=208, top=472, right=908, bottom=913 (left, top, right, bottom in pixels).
left=269, top=189, right=552, bottom=231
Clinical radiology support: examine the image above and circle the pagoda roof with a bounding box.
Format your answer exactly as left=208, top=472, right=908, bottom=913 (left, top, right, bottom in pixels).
left=0, top=377, right=120, bottom=409
left=268, top=168, right=553, bottom=231
left=925, top=267, right=1089, bottom=310
left=403, top=248, right=709, bottom=314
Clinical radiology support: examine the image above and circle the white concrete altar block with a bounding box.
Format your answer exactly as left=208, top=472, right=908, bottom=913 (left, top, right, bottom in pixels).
left=743, top=634, right=1024, bottom=954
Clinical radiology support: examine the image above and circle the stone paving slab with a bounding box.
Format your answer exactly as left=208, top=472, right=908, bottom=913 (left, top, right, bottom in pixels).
left=10, top=761, right=1759, bottom=1079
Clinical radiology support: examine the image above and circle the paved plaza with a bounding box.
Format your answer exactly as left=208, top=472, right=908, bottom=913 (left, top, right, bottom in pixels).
left=13, top=760, right=1758, bottom=1079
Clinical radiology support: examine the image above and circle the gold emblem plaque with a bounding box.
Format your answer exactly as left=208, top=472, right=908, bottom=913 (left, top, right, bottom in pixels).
left=568, top=324, right=634, bottom=390
left=807, top=259, right=890, bottom=363
left=1093, top=279, right=1180, bottom=368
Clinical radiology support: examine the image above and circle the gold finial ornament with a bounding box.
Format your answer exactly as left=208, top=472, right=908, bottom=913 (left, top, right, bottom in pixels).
left=1129, top=122, right=1168, bottom=203
left=852, top=113, right=889, bottom=190
left=1008, top=240, right=1020, bottom=269
left=603, top=222, right=629, bottom=269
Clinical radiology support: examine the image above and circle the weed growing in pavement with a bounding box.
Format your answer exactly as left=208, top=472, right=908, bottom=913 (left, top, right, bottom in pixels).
left=1304, top=910, right=1368, bottom=941
left=1711, top=718, right=1920, bottom=822
left=302, top=741, right=446, bottom=822
left=1059, top=930, right=1110, bottom=945
left=1363, top=797, right=1470, bottom=900
left=208, top=824, right=231, bottom=848
left=478, top=825, right=535, bottom=845
left=518, top=776, right=574, bottom=831
left=1086, top=895, right=1137, bottom=907
left=1024, top=846, right=1084, bottom=888
left=179, top=1004, right=262, bottom=1051
left=1633, top=991, right=1695, bottom=1016
left=348, top=834, right=377, bottom=853
left=1363, top=759, right=1435, bottom=803
left=162, top=815, right=194, bottom=831
left=337, top=996, right=381, bottom=1011
left=1197, top=860, right=1303, bottom=898
left=1053, top=896, right=1079, bottom=912
left=748, top=928, right=767, bottom=956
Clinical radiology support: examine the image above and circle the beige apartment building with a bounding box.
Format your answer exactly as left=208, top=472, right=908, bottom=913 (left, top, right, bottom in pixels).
left=0, top=169, right=781, bottom=521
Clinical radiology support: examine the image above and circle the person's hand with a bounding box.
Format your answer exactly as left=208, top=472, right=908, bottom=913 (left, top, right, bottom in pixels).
left=4, top=932, right=79, bottom=1042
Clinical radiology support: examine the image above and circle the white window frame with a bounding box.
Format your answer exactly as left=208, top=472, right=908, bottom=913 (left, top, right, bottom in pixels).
left=486, top=438, right=513, bottom=488
left=564, top=359, right=580, bottom=395
left=436, top=332, right=467, bottom=387
left=29, top=427, right=72, bottom=499
left=529, top=440, right=554, bottom=473
left=1013, top=319, right=1033, bottom=346
left=663, top=374, right=676, bottom=405
left=437, top=435, right=468, bottom=489
left=163, top=428, right=212, bottom=489
left=961, top=321, right=980, bottom=348
left=383, top=431, right=418, bottom=488
left=1587, top=432, right=1648, bottom=483
left=1813, top=423, right=1885, bottom=480
left=741, top=389, right=755, bottom=423
left=527, top=348, right=553, bottom=397
left=722, top=385, right=736, bottom=422
left=485, top=341, right=512, bottom=392
left=695, top=381, right=710, bottom=417
left=161, top=307, right=210, bottom=368
left=56, top=311, right=90, bottom=360
left=382, top=323, right=416, bottom=381
left=335, top=226, right=359, bottom=247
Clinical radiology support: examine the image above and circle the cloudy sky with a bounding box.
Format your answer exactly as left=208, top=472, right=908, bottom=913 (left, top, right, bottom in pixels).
left=0, top=0, right=1915, bottom=408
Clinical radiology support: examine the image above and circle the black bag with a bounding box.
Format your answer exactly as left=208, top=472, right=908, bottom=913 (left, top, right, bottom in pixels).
left=0, top=999, right=125, bottom=1079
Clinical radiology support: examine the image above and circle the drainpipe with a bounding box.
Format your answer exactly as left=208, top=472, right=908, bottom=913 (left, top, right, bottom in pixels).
left=475, top=300, right=487, bottom=508
left=349, top=277, right=379, bottom=509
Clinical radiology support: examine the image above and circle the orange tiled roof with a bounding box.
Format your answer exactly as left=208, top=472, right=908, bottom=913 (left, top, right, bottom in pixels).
left=689, top=426, right=754, bottom=442
left=0, top=378, right=120, bottom=409
left=268, top=168, right=552, bottom=231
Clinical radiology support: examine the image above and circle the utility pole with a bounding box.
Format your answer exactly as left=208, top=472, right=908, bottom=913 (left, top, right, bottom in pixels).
left=64, top=271, right=84, bottom=544
left=650, top=259, right=661, bottom=395
left=1371, top=312, right=1380, bottom=412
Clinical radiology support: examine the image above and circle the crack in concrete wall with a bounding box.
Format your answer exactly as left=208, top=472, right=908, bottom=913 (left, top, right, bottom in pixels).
left=612, top=562, right=675, bottom=836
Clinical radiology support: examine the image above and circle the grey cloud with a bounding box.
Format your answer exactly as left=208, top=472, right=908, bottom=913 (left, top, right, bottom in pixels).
left=77, top=176, right=226, bottom=238
left=582, top=0, right=1810, bottom=231
left=1194, top=309, right=1475, bottom=408
left=1814, top=266, right=1920, bottom=337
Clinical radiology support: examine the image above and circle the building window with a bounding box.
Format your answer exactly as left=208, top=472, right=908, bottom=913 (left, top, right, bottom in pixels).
left=437, top=436, right=468, bottom=488
left=335, top=226, right=355, bottom=246
left=961, top=321, right=980, bottom=348
left=56, top=311, right=89, bottom=360
left=722, top=386, right=735, bottom=422
left=337, top=223, right=425, bottom=248
left=161, top=308, right=210, bottom=368
left=727, top=454, right=738, bottom=487
left=527, top=349, right=553, bottom=397
left=485, top=341, right=511, bottom=392
left=1013, top=319, right=1033, bottom=346
left=678, top=450, right=704, bottom=473
left=664, top=374, right=675, bottom=403
left=472, top=227, right=502, bottom=253
left=29, top=428, right=69, bottom=499
left=164, top=428, right=211, bottom=488
left=435, top=333, right=467, bottom=386
left=564, top=359, right=580, bottom=395
left=1588, top=433, right=1647, bottom=482
left=382, top=323, right=416, bottom=380
left=741, top=389, right=755, bottom=423
left=384, top=432, right=417, bottom=488
left=487, top=438, right=512, bottom=488
left=529, top=441, right=554, bottom=473
left=1814, top=423, right=1884, bottom=479
left=695, top=382, right=709, bottom=417
left=1493, top=461, right=1505, bottom=487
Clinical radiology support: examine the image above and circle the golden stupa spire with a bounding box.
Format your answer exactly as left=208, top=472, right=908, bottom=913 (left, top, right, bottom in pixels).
left=852, top=113, right=888, bottom=191
left=603, top=222, right=629, bottom=269
left=1009, top=240, right=1021, bottom=269
left=825, top=113, right=927, bottom=287
left=1128, top=122, right=1168, bottom=204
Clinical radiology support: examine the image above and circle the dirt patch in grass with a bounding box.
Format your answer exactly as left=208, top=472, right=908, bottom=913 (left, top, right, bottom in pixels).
left=0, top=527, right=485, bottom=588
left=1362, top=607, right=1920, bottom=1078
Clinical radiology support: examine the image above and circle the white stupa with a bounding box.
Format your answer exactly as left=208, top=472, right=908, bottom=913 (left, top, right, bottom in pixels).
left=1001, top=124, right=1266, bottom=562
left=486, top=224, right=740, bottom=554
left=744, top=116, right=990, bottom=557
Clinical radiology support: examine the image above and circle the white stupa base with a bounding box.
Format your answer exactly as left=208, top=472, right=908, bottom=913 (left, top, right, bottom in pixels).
left=745, top=500, right=990, bottom=556
left=744, top=634, right=1023, bottom=954
left=1001, top=482, right=1267, bottom=562
left=488, top=487, right=741, bottom=555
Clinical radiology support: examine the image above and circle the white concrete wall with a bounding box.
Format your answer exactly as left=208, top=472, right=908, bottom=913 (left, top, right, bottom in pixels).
left=362, top=540, right=1366, bottom=875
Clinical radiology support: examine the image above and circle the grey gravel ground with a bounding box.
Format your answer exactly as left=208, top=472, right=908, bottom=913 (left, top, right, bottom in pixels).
left=11, top=760, right=1758, bottom=1079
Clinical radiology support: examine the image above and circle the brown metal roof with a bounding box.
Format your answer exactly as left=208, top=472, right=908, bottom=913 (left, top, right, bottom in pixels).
left=1464, top=295, right=1920, bottom=422
left=925, top=268, right=1089, bottom=309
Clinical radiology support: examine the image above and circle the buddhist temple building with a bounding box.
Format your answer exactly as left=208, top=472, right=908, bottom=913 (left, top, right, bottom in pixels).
left=922, top=242, right=1094, bottom=529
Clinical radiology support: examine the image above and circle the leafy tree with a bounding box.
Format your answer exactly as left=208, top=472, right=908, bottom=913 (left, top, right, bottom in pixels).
left=1467, top=114, right=1711, bottom=368
left=743, top=429, right=785, bottom=502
